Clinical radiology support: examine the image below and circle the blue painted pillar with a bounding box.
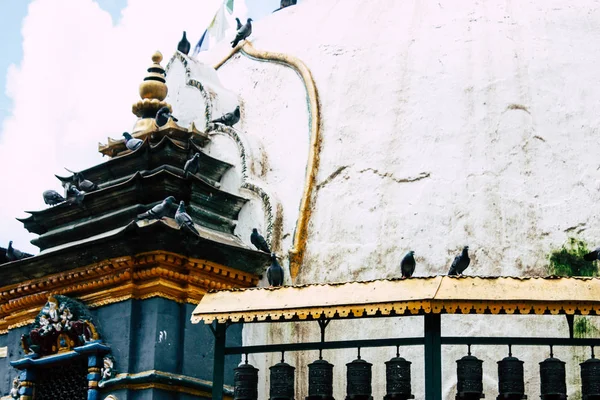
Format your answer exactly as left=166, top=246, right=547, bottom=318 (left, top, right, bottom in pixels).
left=87, top=353, right=103, bottom=400
left=424, top=313, right=442, bottom=400
left=18, top=369, right=36, bottom=400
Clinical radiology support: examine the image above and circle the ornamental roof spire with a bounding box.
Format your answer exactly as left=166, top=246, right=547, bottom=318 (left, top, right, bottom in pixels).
left=131, top=51, right=172, bottom=134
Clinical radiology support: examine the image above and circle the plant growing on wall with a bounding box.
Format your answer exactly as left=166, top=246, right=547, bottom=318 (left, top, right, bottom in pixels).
left=548, top=238, right=597, bottom=277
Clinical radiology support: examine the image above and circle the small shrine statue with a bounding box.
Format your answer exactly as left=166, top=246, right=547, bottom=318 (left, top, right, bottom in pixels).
left=10, top=377, right=20, bottom=399
left=39, top=314, right=52, bottom=336
left=60, top=305, right=73, bottom=331
left=102, top=356, right=115, bottom=380
left=21, top=295, right=99, bottom=356
left=47, top=297, right=59, bottom=323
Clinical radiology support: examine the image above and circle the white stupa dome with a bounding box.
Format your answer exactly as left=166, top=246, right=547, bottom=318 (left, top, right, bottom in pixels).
left=166, top=1, right=600, bottom=398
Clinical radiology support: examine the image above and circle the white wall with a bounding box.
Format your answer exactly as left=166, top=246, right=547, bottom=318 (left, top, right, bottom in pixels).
left=173, top=0, right=600, bottom=397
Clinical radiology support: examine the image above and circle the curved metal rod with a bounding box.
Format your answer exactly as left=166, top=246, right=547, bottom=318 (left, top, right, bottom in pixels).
left=214, top=40, right=321, bottom=279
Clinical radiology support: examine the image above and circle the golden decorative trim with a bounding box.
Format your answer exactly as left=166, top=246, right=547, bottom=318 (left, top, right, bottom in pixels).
left=0, top=251, right=259, bottom=332
left=192, top=276, right=600, bottom=324
left=89, top=381, right=99, bottom=389
left=214, top=41, right=321, bottom=279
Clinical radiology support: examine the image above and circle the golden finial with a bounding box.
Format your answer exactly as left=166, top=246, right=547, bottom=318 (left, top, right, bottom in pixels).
left=152, top=51, right=162, bottom=64
left=131, top=51, right=172, bottom=133
left=138, top=51, right=167, bottom=102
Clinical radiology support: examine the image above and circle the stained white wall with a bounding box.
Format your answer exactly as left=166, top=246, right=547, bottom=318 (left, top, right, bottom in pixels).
left=173, top=0, right=600, bottom=397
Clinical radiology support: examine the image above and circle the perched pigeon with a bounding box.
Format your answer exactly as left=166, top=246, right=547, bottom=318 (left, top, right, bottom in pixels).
left=584, top=246, right=600, bottom=261
left=74, top=172, right=98, bottom=192
left=184, top=153, right=200, bottom=175
left=6, top=241, right=32, bottom=262
left=267, top=253, right=284, bottom=287
left=210, top=106, right=240, bottom=127
left=43, top=190, right=65, bottom=206
left=155, top=106, right=178, bottom=127
left=175, top=201, right=200, bottom=236
left=137, top=196, right=176, bottom=220
left=123, top=132, right=143, bottom=151
left=177, top=31, right=191, bottom=55
left=250, top=228, right=270, bottom=253
left=235, top=17, right=242, bottom=30
left=401, top=251, right=416, bottom=279
left=448, top=246, right=470, bottom=276
left=66, top=184, right=85, bottom=205
left=231, top=18, right=253, bottom=48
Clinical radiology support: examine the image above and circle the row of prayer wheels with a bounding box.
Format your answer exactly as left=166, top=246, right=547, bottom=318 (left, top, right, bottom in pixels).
left=233, top=347, right=600, bottom=400
left=458, top=346, right=600, bottom=400
left=234, top=349, right=413, bottom=400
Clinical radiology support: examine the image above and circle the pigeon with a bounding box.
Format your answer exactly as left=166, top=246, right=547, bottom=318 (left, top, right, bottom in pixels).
left=401, top=251, right=416, bottom=279
left=74, top=172, right=98, bottom=192
left=6, top=241, right=32, bottom=262
left=250, top=228, right=270, bottom=253
left=177, top=31, right=191, bottom=55
left=137, top=196, right=176, bottom=220
left=175, top=201, right=200, bottom=236
left=231, top=18, right=253, bottom=48
left=123, top=132, right=143, bottom=151
left=210, top=106, right=240, bottom=127
left=267, top=253, right=284, bottom=287
left=155, top=106, right=178, bottom=127
left=584, top=246, right=600, bottom=261
left=235, top=17, right=242, bottom=30
left=184, top=153, right=200, bottom=175
left=43, top=190, right=65, bottom=206
left=448, top=246, right=470, bottom=276
left=66, top=184, right=85, bottom=205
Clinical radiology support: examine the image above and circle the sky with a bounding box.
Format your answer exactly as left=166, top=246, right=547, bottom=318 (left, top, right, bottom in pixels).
left=0, top=0, right=282, bottom=254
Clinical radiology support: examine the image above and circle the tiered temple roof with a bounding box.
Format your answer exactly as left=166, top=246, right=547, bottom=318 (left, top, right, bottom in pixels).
left=0, top=51, right=270, bottom=285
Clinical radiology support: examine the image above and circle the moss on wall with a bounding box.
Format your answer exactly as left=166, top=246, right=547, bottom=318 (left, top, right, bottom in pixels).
left=548, top=238, right=597, bottom=277
left=574, top=316, right=600, bottom=338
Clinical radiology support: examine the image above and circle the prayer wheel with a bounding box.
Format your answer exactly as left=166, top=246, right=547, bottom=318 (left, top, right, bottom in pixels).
left=497, top=354, right=526, bottom=400
left=539, top=356, right=566, bottom=399
left=270, top=361, right=295, bottom=400
left=384, top=355, right=414, bottom=400
left=456, top=352, right=484, bottom=400
left=346, top=357, right=373, bottom=400
left=581, top=356, right=600, bottom=400
left=306, top=358, right=334, bottom=400
left=234, top=362, right=259, bottom=400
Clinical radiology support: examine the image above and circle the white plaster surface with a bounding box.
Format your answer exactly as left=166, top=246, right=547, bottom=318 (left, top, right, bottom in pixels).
left=179, top=0, right=600, bottom=398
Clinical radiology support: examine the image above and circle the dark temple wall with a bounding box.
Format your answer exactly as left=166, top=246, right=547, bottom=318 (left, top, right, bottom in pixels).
left=0, top=297, right=242, bottom=399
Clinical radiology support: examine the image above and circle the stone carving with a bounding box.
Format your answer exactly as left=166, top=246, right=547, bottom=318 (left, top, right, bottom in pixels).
left=20, top=295, right=99, bottom=356
left=101, top=355, right=116, bottom=380
left=10, top=377, right=20, bottom=399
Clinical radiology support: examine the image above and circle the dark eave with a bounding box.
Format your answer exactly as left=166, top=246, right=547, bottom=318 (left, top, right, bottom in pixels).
left=31, top=199, right=238, bottom=251
left=19, top=169, right=247, bottom=236
left=0, top=220, right=270, bottom=286
left=58, top=136, right=232, bottom=187
left=99, top=123, right=210, bottom=157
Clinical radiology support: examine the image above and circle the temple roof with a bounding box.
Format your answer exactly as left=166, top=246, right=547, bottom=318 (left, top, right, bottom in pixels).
left=1, top=219, right=270, bottom=286
left=19, top=168, right=246, bottom=250
left=191, top=276, right=600, bottom=324
left=98, top=119, right=209, bottom=158
left=58, top=136, right=231, bottom=188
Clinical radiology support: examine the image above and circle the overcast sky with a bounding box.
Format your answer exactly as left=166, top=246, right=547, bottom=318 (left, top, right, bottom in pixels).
left=0, top=0, right=281, bottom=253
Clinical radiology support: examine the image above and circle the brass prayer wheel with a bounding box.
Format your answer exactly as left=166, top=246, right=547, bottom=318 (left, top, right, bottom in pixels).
left=456, top=347, right=484, bottom=400
left=306, top=358, right=334, bottom=400
left=346, top=355, right=373, bottom=400
left=234, top=361, right=259, bottom=400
